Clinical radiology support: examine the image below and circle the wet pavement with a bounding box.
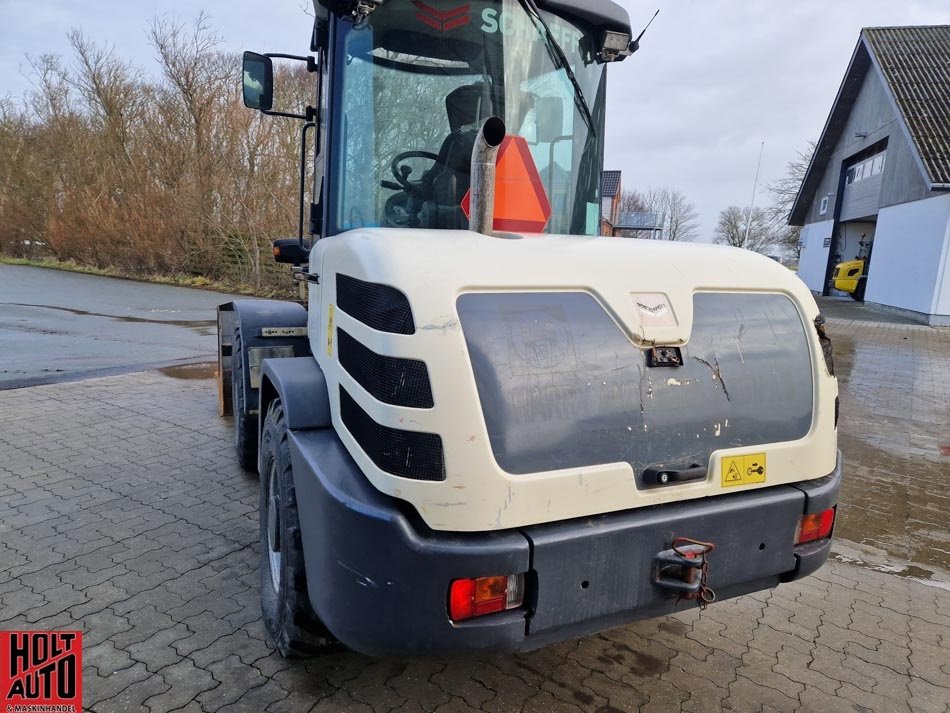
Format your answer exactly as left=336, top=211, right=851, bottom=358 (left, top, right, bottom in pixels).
left=0, top=265, right=239, bottom=388
left=0, top=293, right=948, bottom=712
left=818, top=297, right=950, bottom=578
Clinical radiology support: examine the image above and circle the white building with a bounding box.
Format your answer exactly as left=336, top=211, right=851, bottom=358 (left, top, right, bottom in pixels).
left=791, top=26, right=950, bottom=326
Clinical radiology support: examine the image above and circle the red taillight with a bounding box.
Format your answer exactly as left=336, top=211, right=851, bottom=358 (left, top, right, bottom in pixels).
left=795, top=507, right=836, bottom=544
left=448, top=574, right=525, bottom=622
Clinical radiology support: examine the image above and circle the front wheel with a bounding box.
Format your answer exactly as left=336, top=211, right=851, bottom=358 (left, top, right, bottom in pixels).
left=851, top=279, right=867, bottom=302
left=259, top=398, right=335, bottom=657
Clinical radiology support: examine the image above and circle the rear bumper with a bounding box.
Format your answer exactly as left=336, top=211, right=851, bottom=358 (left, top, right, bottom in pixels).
left=289, top=430, right=842, bottom=657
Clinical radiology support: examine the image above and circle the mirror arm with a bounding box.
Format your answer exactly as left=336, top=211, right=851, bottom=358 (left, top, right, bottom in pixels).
left=299, top=122, right=316, bottom=245
left=262, top=106, right=317, bottom=122
left=264, top=52, right=318, bottom=73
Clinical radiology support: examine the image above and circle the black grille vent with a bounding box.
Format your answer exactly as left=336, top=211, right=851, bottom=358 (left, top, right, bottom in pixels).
left=338, top=329, right=434, bottom=408
left=339, top=387, right=445, bottom=481
left=337, top=274, right=415, bottom=335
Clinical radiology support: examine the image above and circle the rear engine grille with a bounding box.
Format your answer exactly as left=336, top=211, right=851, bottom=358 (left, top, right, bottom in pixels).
left=339, top=387, right=445, bottom=481
left=337, top=274, right=415, bottom=335
left=338, top=329, right=434, bottom=408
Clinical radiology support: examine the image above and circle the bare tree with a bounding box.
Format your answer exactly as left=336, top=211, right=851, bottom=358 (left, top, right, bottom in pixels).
left=0, top=14, right=308, bottom=291
left=765, top=142, right=815, bottom=257
left=714, top=205, right=777, bottom=254
left=68, top=30, right=145, bottom=169
left=25, top=53, right=72, bottom=123
left=644, top=187, right=700, bottom=241
left=617, top=189, right=647, bottom=217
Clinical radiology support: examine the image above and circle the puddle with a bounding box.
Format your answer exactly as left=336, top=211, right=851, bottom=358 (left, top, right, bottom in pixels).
left=158, top=363, right=217, bottom=380
left=2, top=302, right=216, bottom=330
left=832, top=541, right=950, bottom=593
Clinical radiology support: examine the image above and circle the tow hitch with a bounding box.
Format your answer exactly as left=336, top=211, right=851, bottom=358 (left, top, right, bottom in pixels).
left=652, top=537, right=717, bottom=607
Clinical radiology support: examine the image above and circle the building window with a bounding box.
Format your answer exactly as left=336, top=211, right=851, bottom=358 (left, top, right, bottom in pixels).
left=845, top=150, right=886, bottom=186
left=819, top=196, right=829, bottom=216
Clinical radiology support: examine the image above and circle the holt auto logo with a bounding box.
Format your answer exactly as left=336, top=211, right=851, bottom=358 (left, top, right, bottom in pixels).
left=413, top=1, right=472, bottom=32
left=1, top=631, right=82, bottom=713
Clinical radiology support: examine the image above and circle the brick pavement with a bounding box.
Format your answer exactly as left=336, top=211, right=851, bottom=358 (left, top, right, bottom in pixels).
left=0, top=303, right=948, bottom=713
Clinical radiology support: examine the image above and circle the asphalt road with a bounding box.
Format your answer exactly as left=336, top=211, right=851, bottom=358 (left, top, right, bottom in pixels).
left=0, top=265, right=239, bottom=388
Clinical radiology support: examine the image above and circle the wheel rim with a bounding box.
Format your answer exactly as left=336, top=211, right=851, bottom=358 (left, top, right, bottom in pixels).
left=266, top=458, right=281, bottom=594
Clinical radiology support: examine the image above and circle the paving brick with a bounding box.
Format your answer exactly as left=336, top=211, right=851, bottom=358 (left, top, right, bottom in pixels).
left=432, top=661, right=497, bottom=709
left=0, top=306, right=948, bottom=713
left=723, top=674, right=799, bottom=713
left=84, top=640, right=135, bottom=677
left=197, top=654, right=270, bottom=712
left=98, top=672, right=171, bottom=713
left=474, top=663, right=542, bottom=713
left=144, top=658, right=218, bottom=712
left=309, top=690, right=375, bottom=713
left=84, top=661, right=152, bottom=708
left=126, top=622, right=193, bottom=673
left=836, top=681, right=913, bottom=713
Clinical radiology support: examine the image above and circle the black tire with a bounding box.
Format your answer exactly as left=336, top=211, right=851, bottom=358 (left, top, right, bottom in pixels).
left=259, top=398, right=335, bottom=657
left=851, top=279, right=867, bottom=302
left=232, top=328, right=258, bottom=473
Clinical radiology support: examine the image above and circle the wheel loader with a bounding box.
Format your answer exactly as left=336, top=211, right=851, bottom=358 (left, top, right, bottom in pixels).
left=833, top=238, right=872, bottom=301
left=217, top=0, right=842, bottom=657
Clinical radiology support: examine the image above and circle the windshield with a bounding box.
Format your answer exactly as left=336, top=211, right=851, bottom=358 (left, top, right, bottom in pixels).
left=327, top=0, right=607, bottom=236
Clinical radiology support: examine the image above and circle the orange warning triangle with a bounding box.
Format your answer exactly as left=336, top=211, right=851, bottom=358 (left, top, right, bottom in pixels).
left=461, top=136, right=552, bottom=233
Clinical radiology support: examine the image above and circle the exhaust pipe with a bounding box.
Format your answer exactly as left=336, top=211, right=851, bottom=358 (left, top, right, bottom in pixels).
left=469, top=116, right=506, bottom=236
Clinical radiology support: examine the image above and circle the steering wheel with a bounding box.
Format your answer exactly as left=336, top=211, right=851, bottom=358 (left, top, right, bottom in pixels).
left=390, top=151, right=440, bottom=196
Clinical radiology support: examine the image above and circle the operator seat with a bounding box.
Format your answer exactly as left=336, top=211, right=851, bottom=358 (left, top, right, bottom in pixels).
left=426, top=83, right=505, bottom=229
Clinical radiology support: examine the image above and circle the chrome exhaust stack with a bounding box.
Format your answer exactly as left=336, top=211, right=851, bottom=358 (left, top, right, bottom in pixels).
left=468, top=116, right=506, bottom=237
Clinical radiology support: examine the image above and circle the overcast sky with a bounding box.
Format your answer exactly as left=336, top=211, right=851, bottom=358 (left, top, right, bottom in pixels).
left=2, top=0, right=948, bottom=240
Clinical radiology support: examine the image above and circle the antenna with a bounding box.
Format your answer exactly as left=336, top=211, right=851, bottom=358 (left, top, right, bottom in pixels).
left=628, top=10, right=659, bottom=54
left=742, top=141, right=766, bottom=248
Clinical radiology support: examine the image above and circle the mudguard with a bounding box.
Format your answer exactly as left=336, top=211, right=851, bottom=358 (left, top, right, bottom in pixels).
left=258, top=357, right=332, bottom=471
left=223, top=300, right=311, bottom=417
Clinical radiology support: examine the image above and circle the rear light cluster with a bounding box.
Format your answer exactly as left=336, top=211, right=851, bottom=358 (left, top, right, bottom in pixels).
left=795, top=507, right=836, bottom=544
left=449, top=574, right=525, bottom=622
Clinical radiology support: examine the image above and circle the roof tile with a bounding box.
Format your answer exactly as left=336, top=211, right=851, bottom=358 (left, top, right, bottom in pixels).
left=602, top=170, right=622, bottom=198
left=864, top=26, right=950, bottom=184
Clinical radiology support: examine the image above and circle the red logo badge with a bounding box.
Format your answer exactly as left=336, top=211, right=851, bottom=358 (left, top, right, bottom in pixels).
left=413, top=2, right=471, bottom=32
left=1, top=631, right=83, bottom=712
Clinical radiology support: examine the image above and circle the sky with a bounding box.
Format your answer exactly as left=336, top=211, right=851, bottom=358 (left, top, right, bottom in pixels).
left=2, top=0, right=948, bottom=240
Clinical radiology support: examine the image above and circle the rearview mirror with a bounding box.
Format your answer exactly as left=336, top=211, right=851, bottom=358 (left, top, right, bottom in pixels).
left=273, top=239, right=310, bottom=265
left=242, top=51, right=273, bottom=111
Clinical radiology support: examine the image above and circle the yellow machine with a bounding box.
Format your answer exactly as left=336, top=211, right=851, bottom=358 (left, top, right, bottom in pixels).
left=833, top=236, right=872, bottom=301
left=833, top=258, right=865, bottom=296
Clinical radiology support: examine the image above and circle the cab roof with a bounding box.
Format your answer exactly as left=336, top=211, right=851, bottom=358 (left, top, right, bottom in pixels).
left=538, top=0, right=631, bottom=34
left=316, top=0, right=631, bottom=36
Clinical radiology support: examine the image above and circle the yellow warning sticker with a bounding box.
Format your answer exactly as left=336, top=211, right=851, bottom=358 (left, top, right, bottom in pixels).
left=721, top=453, right=767, bottom=488
left=327, top=304, right=335, bottom=356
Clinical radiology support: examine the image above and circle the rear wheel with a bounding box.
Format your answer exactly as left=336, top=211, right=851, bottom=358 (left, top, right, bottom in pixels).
left=232, top=329, right=258, bottom=473
left=259, top=398, right=334, bottom=657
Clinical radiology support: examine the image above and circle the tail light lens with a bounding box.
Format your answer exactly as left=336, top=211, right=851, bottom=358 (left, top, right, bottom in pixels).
left=449, top=574, right=525, bottom=622
left=795, top=507, right=836, bottom=544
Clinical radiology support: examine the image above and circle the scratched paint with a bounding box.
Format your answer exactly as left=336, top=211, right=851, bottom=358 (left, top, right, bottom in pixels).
left=457, top=291, right=813, bottom=487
